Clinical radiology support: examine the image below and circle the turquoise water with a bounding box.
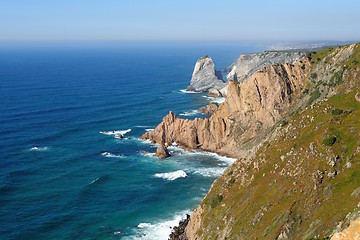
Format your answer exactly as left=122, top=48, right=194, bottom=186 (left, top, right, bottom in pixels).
left=0, top=43, right=261, bottom=239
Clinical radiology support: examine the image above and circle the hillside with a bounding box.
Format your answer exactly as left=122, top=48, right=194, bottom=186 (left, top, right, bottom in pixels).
left=181, top=44, right=360, bottom=239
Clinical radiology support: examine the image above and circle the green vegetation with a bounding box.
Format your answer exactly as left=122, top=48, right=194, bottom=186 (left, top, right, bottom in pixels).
left=210, top=194, right=223, bottom=208
left=311, top=73, right=318, bottom=79
left=322, top=135, right=337, bottom=146
left=307, top=88, right=321, bottom=106
left=331, top=108, right=343, bottom=115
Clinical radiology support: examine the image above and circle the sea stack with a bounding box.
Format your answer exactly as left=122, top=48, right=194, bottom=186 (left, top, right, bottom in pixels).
left=186, top=56, right=226, bottom=92
left=154, top=144, right=171, bottom=158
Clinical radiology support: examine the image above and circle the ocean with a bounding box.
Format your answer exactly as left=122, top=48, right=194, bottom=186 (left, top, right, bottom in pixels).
left=0, top=42, right=261, bottom=240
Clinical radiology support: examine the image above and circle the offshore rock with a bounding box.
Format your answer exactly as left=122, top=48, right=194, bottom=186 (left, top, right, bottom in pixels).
left=186, top=56, right=226, bottom=92
left=227, top=51, right=305, bottom=82
left=154, top=144, right=170, bottom=158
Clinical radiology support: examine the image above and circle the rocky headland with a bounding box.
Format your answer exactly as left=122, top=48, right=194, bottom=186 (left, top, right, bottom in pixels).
left=143, top=43, right=360, bottom=239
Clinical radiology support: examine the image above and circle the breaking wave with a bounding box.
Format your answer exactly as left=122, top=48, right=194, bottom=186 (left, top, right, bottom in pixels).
left=154, top=170, right=187, bottom=181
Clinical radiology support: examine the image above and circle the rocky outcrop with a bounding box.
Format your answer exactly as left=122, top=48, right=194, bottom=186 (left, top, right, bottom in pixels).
left=198, top=103, right=219, bottom=115
left=154, top=144, right=170, bottom=158
left=186, top=56, right=226, bottom=92
left=331, top=217, right=360, bottom=240
left=142, top=57, right=311, bottom=158
left=227, top=51, right=305, bottom=82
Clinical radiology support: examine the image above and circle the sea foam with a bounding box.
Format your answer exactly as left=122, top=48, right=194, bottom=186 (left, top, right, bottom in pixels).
left=179, top=110, right=202, bottom=116
left=179, top=89, right=201, bottom=94
left=125, top=210, right=189, bottom=240
left=203, top=96, right=225, bottom=104
left=99, top=129, right=131, bottom=136
left=154, top=170, right=187, bottom=181
left=29, top=146, right=49, bottom=152
left=101, top=152, right=124, bottom=158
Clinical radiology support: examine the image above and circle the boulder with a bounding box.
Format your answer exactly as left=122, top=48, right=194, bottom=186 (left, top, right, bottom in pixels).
left=207, top=88, right=222, bottom=97
left=154, top=144, right=171, bottom=158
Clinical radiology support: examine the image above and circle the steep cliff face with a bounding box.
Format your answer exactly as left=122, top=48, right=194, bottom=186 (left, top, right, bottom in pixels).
left=183, top=44, right=360, bottom=240
left=227, top=51, right=306, bottom=82
left=141, top=58, right=311, bottom=158
left=186, top=56, right=226, bottom=92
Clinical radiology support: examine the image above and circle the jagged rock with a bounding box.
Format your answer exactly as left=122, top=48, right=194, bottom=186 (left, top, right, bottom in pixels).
left=207, top=88, right=222, bottom=97
left=198, top=103, right=219, bottom=115
left=227, top=51, right=305, bottom=82
left=355, top=92, right=360, bottom=102
left=154, top=144, right=170, bottom=158
left=186, top=56, right=226, bottom=92
left=169, top=214, right=190, bottom=240
left=142, top=58, right=311, bottom=158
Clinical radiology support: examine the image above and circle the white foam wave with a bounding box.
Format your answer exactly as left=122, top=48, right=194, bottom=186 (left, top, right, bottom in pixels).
left=192, top=167, right=225, bottom=177
left=101, top=152, right=124, bottom=158
left=179, top=89, right=201, bottom=94
left=141, top=151, right=155, bottom=158
left=137, top=223, right=152, bottom=228
left=124, top=210, right=189, bottom=240
left=99, top=129, right=131, bottom=137
left=179, top=110, right=202, bottom=116
left=29, top=146, right=49, bottom=152
left=165, top=147, right=236, bottom=165
left=89, top=177, right=100, bottom=185
left=203, top=96, right=225, bottom=104
left=154, top=170, right=187, bottom=181
left=145, top=128, right=154, bottom=132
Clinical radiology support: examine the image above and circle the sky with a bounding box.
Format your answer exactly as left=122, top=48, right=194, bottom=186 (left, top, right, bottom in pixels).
left=0, top=0, right=360, bottom=42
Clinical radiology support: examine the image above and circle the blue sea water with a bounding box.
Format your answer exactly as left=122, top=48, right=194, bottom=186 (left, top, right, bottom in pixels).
left=0, top=42, right=261, bottom=240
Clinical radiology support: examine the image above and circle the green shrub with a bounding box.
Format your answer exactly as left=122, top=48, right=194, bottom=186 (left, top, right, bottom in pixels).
left=311, top=73, right=318, bottom=79
left=331, top=108, right=343, bottom=115
left=323, top=136, right=337, bottom=146
left=307, top=88, right=321, bottom=106
left=280, top=120, right=289, bottom=127
left=211, top=194, right=223, bottom=208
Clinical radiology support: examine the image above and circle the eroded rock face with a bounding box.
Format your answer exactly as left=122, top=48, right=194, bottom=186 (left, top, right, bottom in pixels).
left=154, top=144, right=170, bottom=158
left=186, top=56, right=226, bottom=92
left=227, top=51, right=306, bottom=82
left=331, top=217, right=360, bottom=240
left=141, top=58, right=311, bottom=158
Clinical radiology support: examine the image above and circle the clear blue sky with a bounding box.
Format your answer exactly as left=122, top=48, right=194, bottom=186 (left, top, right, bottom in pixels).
left=1, top=0, right=359, bottom=42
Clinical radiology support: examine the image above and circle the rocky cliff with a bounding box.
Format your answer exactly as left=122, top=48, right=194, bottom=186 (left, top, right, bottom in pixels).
left=227, top=51, right=306, bottom=82
left=143, top=43, right=360, bottom=239
left=142, top=57, right=311, bottom=158
left=186, top=56, right=226, bottom=92
left=183, top=44, right=360, bottom=239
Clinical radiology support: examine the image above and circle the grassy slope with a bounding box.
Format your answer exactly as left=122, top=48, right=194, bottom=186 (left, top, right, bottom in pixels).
left=194, top=44, right=360, bottom=240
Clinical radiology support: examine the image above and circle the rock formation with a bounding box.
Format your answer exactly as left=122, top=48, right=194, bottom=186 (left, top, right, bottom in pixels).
left=142, top=58, right=311, bottom=158
left=227, top=51, right=305, bottom=82
left=186, top=56, right=226, bottom=92
left=154, top=144, right=170, bottom=158
left=175, top=43, right=360, bottom=240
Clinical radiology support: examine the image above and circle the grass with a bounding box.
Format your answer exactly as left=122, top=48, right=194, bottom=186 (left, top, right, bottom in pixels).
left=197, top=90, right=360, bottom=240
left=307, top=88, right=321, bottom=106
